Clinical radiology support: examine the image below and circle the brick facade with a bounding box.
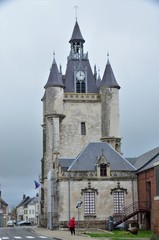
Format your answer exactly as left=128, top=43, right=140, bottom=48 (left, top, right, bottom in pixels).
left=137, top=168, right=159, bottom=234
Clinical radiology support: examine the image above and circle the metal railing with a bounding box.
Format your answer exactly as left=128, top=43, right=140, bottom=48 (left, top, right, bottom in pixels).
left=113, top=201, right=150, bottom=227
left=105, top=201, right=150, bottom=229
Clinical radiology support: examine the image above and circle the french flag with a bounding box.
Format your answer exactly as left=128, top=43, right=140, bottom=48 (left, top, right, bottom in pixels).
left=34, top=180, right=40, bottom=189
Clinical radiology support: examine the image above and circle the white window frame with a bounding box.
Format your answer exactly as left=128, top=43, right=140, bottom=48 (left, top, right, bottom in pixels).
left=154, top=160, right=159, bottom=200
left=84, top=192, right=95, bottom=215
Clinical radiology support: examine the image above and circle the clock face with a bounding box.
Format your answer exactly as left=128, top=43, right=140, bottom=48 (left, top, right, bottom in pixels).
left=76, top=71, right=85, bottom=81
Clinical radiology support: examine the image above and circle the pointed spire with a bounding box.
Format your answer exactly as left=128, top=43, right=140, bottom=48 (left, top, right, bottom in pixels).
left=59, top=64, right=62, bottom=74
left=94, top=64, right=97, bottom=81
left=69, top=20, right=85, bottom=43
left=96, top=68, right=101, bottom=88
left=98, top=68, right=101, bottom=81
left=100, top=55, right=120, bottom=89
left=44, top=53, right=64, bottom=89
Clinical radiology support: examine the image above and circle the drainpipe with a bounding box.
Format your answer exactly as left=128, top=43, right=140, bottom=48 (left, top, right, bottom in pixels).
left=68, top=173, right=70, bottom=221
left=131, top=176, right=136, bottom=221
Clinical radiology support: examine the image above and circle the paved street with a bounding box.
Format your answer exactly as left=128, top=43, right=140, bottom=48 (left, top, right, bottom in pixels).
left=0, top=226, right=151, bottom=240
left=0, top=227, right=54, bottom=240
left=0, top=226, right=110, bottom=240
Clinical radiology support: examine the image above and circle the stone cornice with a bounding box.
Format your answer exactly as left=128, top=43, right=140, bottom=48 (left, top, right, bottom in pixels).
left=64, top=93, right=100, bottom=102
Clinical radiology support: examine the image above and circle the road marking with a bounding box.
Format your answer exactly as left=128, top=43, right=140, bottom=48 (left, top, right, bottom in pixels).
left=0, top=236, right=48, bottom=240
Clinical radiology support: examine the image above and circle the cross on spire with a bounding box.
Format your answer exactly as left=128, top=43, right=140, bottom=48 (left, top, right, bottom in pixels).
left=74, top=5, right=78, bottom=20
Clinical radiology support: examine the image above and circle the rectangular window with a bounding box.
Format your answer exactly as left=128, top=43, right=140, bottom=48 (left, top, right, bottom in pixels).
left=113, top=191, right=124, bottom=214
left=81, top=122, right=86, bottom=135
left=100, top=164, right=107, bottom=176
left=84, top=192, right=95, bottom=214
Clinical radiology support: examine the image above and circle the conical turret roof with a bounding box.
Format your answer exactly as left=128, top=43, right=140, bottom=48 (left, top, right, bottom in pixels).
left=100, top=59, right=120, bottom=89
left=44, top=57, right=64, bottom=89
left=69, top=20, right=85, bottom=43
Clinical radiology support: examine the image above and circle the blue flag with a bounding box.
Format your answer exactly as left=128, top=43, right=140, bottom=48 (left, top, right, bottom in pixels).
left=34, top=180, right=40, bottom=189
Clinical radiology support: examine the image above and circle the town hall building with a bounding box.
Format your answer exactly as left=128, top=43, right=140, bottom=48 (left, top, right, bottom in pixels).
left=40, top=19, right=138, bottom=229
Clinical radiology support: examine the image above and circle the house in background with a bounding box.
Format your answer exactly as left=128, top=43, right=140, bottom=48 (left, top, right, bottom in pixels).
left=0, top=190, right=9, bottom=227
left=27, top=194, right=40, bottom=225
left=16, top=194, right=30, bottom=221
left=16, top=194, right=40, bottom=225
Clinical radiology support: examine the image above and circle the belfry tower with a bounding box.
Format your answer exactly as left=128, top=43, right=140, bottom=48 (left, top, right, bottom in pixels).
left=40, top=20, right=121, bottom=218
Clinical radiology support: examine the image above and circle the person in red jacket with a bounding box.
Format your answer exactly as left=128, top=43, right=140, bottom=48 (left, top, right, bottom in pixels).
left=68, top=217, right=76, bottom=235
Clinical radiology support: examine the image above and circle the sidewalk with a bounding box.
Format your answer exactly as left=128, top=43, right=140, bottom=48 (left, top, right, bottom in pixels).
left=32, top=226, right=110, bottom=240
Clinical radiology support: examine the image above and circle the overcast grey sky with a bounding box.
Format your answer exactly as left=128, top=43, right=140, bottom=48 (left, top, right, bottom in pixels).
left=0, top=0, right=159, bottom=208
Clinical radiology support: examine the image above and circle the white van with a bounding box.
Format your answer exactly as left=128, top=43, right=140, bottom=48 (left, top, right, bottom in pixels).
left=7, top=220, right=15, bottom=227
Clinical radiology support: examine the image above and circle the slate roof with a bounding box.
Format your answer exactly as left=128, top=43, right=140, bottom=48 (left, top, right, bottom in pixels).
left=100, top=60, right=120, bottom=89
left=28, top=196, right=39, bottom=205
left=64, top=59, right=98, bottom=93
left=69, top=20, right=85, bottom=43
left=16, top=196, right=30, bottom=208
left=126, top=146, right=159, bottom=173
left=45, top=57, right=64, bottom=89
left=67, top=142, right=136, bottom=172
left=59, top=158, right=75, bottom=171
left=0, top=198, right=8, bottom=206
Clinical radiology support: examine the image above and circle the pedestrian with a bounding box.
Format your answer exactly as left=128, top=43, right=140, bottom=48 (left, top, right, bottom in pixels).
left=68, top=217, right=76, bottom=235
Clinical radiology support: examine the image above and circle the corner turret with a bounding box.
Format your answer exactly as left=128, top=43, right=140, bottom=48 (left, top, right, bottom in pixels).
left=44, top=56, right=64, bottom=116
left=100, top=57, right=121, bottom=153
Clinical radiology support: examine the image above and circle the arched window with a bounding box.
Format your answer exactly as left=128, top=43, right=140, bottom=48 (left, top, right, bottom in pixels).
left=76, top=80, right=86, bottom=93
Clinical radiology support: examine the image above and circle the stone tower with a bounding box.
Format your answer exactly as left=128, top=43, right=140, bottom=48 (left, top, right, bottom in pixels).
left=99, top=57, right=121, bottom=152
left=40, top=20, right=121, bottom=218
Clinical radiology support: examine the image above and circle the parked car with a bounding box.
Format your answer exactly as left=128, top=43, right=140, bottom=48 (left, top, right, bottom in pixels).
left=7, top=220, right=15, bottom=227
left=17, top=220, right=31, bottom=226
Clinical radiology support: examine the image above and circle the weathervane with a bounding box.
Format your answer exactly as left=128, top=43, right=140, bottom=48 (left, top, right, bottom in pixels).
left=107, top=52, right=109, bottom=60
left=74, top=5, right=78, bottom=20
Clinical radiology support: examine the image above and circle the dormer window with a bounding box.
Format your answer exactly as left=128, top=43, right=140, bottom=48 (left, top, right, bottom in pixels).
left=96, top=150, right=110, bottom=177
left=100, top=163, right=107, bottom=176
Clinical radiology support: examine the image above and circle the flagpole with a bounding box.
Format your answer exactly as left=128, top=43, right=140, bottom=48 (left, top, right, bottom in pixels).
left=0, top=184, right=1, bottom=209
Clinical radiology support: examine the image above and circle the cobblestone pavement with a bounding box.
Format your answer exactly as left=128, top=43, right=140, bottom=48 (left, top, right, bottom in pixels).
left=32, top=226, right=110, bottom=240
